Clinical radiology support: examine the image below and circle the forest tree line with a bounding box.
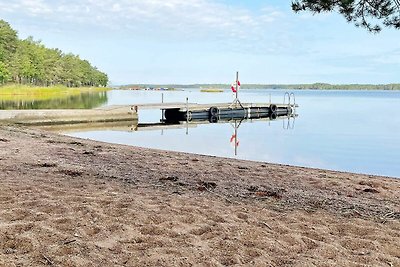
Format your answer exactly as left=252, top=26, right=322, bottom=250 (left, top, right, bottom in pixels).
left=124, top=83, right=400, bottom=90
left=0, top=19, right=108, bottom=87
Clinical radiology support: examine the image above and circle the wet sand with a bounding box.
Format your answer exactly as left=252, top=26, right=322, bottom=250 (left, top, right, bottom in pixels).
left=0, top=125, right=399, bottom=266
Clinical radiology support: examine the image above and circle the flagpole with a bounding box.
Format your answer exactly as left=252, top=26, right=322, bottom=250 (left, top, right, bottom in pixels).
left=235, top=71, right=239, bottom=106
left=230, top=71, right=243, bottom=109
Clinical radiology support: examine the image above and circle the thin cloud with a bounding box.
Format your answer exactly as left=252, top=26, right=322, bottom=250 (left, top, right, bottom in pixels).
left=20, top=0, right=52, bottom=15
left=372, top=49, right=400, bottom=65
left=1, top=0, right=284, bottom=40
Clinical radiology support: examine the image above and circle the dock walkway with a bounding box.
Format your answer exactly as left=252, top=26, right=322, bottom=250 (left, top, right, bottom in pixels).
left=0, top=105, right=137, bottom=125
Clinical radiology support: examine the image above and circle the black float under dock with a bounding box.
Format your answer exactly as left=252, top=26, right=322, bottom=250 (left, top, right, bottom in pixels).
left=158, top=102, right=297, bottom=122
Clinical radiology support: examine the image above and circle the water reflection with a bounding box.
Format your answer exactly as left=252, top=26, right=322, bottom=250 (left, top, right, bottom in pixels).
left=33, top=89, right=400, bottom=178
left=283, top=115, right=296, bottom=130
left=43, top=113, right=296, bottom=158
left=36, top=121, right=135, bottom=133
left=0, top=92, right=108, bottom=110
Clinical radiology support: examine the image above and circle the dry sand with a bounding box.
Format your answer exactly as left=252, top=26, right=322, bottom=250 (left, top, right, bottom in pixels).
left=0, top=125, right=399, bottom=266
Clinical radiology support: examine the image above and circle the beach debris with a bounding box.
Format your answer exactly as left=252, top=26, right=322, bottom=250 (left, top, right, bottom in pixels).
left=4, top=248, right=16, bottom=254
left=247, top=185, right=259, bottom=192
left=197, top=186, right=207, bottom=192
left=39, top=162, right=57, bottom=168
left=255, top=191, right=269, bottom=197
left=83, top=151, right=95, bottom=155
left=159, top=176, right=179, bottom=182
left=69, top=141, right=84, bottom=146
left=363, top=188, right=379, bottom=193
left=258, top=221, right=273, bottom=230
left=198, top=181, right=217, bottom=190
left=380, top=211, right=400, bottom=224
left=254, top=190, right=282, bottom=199
left=353, top=250, right=371, bottom=256
left=59, top=169, right=83, bottom=177
left=63, top=239, right=76, bottom=245
left=41, top=254, right=54, bottom=265
left=0, top=138, right=9, bottom=142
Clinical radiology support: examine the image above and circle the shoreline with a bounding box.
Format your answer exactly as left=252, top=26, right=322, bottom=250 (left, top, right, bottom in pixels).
left=1, top=125, right=399, bottom=266
left=62, top=128, right=399, bottom=180
left=117, top=84, right=400, bottom=91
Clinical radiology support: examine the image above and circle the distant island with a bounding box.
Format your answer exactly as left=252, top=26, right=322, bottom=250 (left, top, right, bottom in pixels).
left=119, top=83, right=400, bottom=90
left=0, top=19, right=108, bottom=87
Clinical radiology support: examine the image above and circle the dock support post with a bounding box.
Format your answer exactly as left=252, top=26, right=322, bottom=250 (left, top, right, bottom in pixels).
left=161, top=93, right=164, bottom=121
left=235, top=71, right=239, bottom=102
left=186, top=97, right=189, bottom=135
left=186, top=97, right=189, bottom=118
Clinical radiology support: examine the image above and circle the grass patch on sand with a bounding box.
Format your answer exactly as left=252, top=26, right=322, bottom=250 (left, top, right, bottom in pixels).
left=0, top=85, right=110, bottom=101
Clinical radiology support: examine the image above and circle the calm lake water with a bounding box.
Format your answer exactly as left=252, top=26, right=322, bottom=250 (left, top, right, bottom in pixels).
left=60, top=89, right=400, bottom=178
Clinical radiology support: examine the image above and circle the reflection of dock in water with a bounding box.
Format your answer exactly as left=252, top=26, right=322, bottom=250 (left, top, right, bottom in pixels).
left=38, top=113, right=297, bottom=158
left=38, top=113, right=297, bottom=133
left=36, top=121, right=138, bottom=133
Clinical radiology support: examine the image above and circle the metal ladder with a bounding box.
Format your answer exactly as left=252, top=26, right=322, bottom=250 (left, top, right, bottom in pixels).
left=283, top=92, right=296, bottom=113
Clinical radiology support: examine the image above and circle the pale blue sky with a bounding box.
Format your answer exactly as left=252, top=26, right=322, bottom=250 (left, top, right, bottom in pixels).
left=0, top=0, right=398, bottom=85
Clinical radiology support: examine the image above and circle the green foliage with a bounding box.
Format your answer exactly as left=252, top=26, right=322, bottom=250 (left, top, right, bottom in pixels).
left=0, top=20, right=18, bottom=84
left=292, top=0, right=400, bottom=33
left=0, top=84, right=109, bottom=101
left=0, top=19, right=108, bottom=87
left=0, top=61, right=9, bottom=83
left=0, top=20, right=18, bottom=62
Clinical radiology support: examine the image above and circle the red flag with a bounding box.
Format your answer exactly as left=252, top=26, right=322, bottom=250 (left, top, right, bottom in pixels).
left=231, top=80, right=241, bottom=92
left=231, top=83, right=237, bottom=92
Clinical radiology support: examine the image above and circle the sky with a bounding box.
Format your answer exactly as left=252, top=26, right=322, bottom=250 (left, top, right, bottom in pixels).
left=0, top=0, right=399, bottom=85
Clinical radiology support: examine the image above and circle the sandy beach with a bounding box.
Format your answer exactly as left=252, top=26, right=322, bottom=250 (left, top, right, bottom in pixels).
left=0, top=125, right=399, bottom=266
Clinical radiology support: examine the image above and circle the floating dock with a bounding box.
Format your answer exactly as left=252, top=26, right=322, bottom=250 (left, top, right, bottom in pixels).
left=146, top=72, right=297, bottom=123
left=156, top=102, right=296, bottom=122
